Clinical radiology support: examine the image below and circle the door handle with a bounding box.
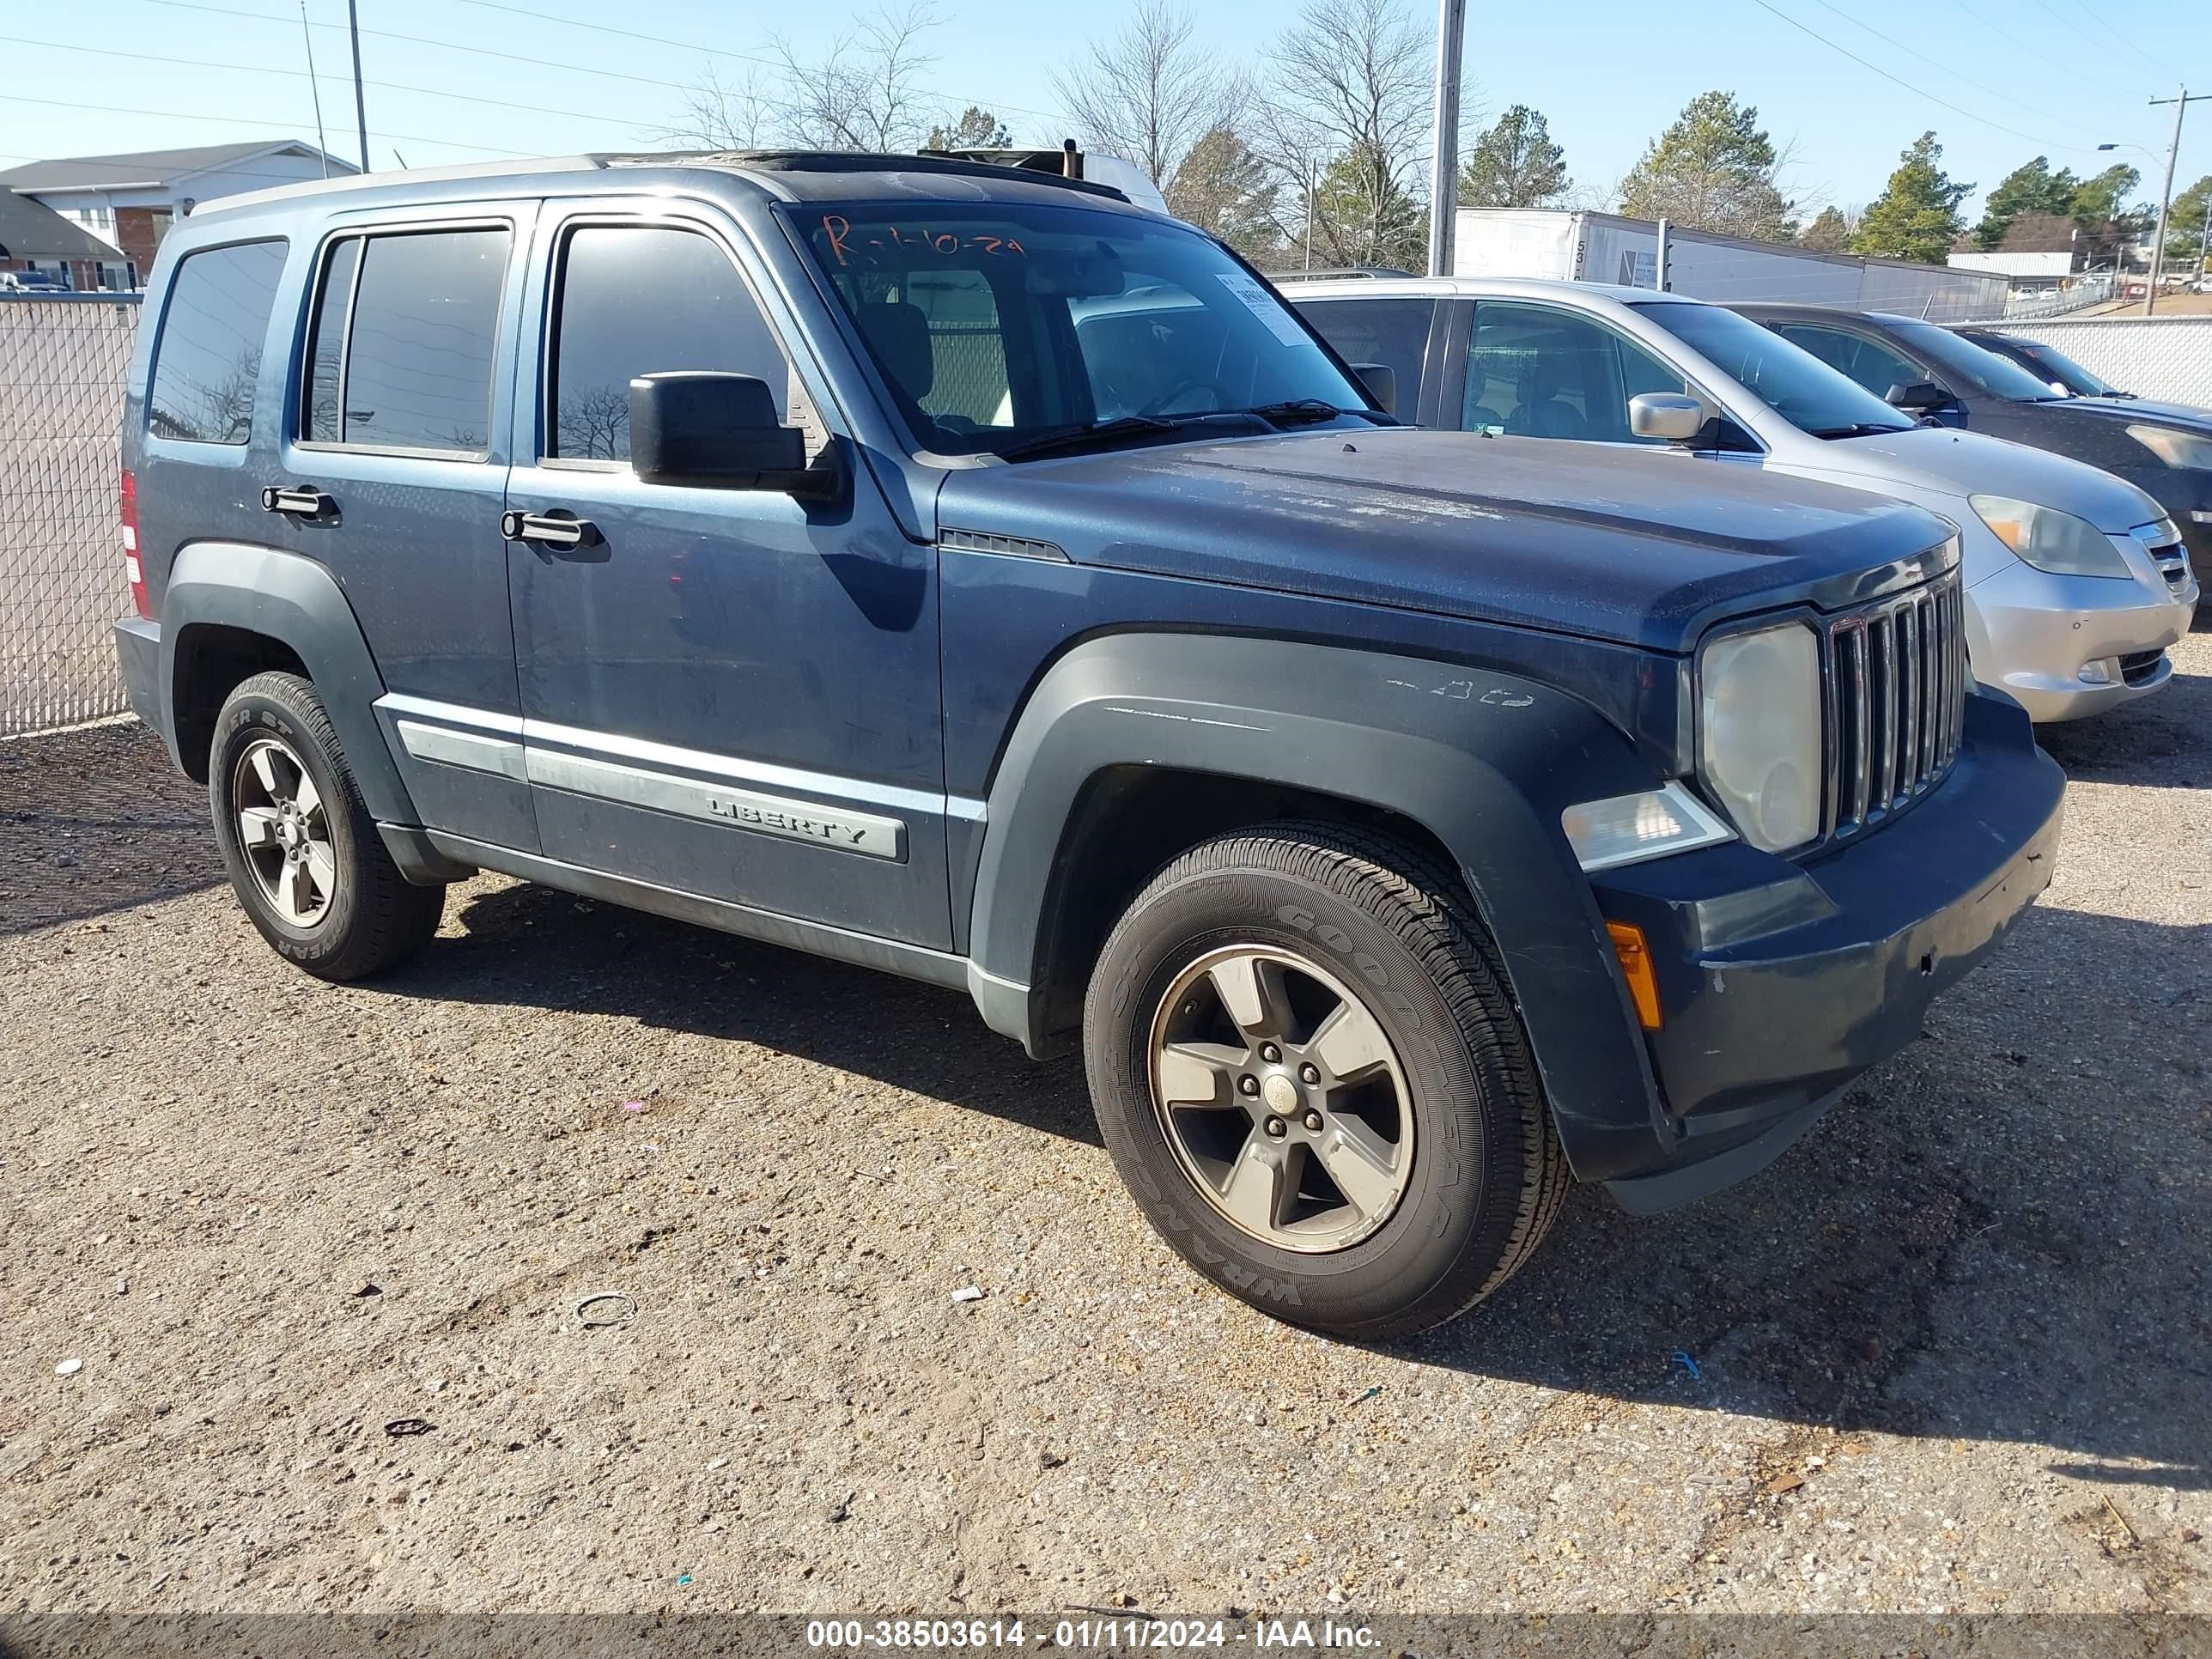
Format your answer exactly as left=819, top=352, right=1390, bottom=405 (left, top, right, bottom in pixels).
left=261, top=484, right=336, bottom=520
left=501, top=509, right=599, bottom=550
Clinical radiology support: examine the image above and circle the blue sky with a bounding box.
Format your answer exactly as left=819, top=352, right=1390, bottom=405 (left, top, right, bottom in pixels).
left=4, top=0, right=2209, bottom=220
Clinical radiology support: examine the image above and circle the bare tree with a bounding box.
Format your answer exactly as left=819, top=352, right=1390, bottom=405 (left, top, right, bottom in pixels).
left=778, top=1, right=947, bottom=153
left=658, top=3, right=945, bottom=155
left=1053, top=2, right=1244, bottom=193
left=659, top=62, right=779, bottom=151
left=1253, top=0, right=1434, bottom=269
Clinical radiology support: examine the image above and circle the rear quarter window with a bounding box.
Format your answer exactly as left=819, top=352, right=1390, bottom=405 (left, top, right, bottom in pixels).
left=147, top=240, right=289, bottom=444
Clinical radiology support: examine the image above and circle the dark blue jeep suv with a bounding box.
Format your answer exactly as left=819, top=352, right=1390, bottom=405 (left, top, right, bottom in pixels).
left=112, top=152, right=2063, bottom=1334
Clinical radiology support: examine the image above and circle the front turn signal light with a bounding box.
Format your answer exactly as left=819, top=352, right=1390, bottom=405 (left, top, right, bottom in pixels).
left=1607, top=921, right=1662, bottom=1030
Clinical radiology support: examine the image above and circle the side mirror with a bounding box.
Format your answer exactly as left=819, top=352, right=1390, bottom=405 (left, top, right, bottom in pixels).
left=1884, top=380, right=1951, bottom=412
left=1351, top=362, right=1398, bottom=417
left=629, top=371, right=816, bottom=491
left=1627, top=392, right=1705, bottom=442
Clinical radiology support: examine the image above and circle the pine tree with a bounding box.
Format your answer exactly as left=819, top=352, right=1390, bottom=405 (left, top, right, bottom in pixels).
left=926, top=107, right=1012, bottom=151
left=1457, top=106, right=1567, bottom=208
left=1972, top=156, right=2077, bottom=251
left=1618, top=91, right=1795, bottom=240
left=1169, top=128, right=1282, bottom=262
left=1851, top=131, right=1972, bottom=264
left=1798, top=205, right=1853, bottom=252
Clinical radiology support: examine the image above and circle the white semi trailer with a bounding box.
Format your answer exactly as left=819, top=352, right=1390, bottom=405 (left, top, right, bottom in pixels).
left=1452, top=208, right=2007, bottom=323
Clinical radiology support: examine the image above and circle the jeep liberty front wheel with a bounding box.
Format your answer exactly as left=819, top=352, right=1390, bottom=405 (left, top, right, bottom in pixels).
left=209, top=672, right=445, bottom=980
left=1084, top=823, right=1569, bottom=1338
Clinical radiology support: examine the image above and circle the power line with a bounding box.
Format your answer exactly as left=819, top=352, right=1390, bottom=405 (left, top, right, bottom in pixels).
left=449, top=0, right=1071, bottom=128
left=2051, top=0, right=2166, bottom=81
left=1747, top=0, right=2116, bottom=153
left=0, top=32, right=667, bottom=131
left=1950, top=0, right=2141, bottom=106
left=125, top=0, right=1071, bottom=142
left=0, top=92, right=534, bottom=155
left=1795, top=0, right=2112, bottom=143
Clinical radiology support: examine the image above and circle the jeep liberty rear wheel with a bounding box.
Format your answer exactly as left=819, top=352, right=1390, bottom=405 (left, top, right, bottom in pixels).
left=209, top=672, right=444, bottom=980
left=1083, top=823, right=1568, bottom=1338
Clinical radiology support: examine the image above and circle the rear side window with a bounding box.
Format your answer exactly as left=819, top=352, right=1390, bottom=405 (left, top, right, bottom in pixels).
left=302, top=226, right=510, bottom=453
left=1294, top=297, right=1436, bottom=415
left=147, top=240, right=288, bottom=444
left=550, top=224, right=787, bottom=461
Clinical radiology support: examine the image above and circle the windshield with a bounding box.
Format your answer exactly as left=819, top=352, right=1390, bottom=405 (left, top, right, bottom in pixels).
left=1982, top=334, right=2123, bottom=398
left=791, top=202, right=1371, bottom=457
left=1631, top=301, right=1913, bottom=437
left=1886, top=319, right=2061, bottom=402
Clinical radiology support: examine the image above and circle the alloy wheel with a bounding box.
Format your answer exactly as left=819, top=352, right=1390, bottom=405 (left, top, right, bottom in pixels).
left=1147, top=945, right=1416, bottom=1253
left=232, top=736, right=337, bottom=927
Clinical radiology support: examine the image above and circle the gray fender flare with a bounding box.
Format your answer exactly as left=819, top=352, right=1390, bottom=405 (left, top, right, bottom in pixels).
left=160, top=542, right=418, bottom=827
left=965, top=633, right=1675, bottom=1182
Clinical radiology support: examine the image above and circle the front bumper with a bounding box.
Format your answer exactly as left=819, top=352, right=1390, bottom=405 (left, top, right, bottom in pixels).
left=1966, top=553, right=2197, bottom=721
left=2106, top=462, right=2212, bottom=586
left=1586, top=691, right=2063, bottom=1212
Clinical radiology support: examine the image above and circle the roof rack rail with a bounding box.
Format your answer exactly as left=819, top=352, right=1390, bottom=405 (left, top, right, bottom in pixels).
left=1268, top=265, right=1418, bottom=283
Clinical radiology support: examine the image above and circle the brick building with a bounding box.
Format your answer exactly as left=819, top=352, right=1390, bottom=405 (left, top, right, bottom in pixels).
left=0, top=141, right=356, bottom=289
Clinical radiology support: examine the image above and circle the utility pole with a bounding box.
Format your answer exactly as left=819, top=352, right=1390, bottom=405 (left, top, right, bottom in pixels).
left=1426, top=0, right=1468, bottom=277
left=347, top=0, right=371, bottom=174
left=2145, top=85, right=2208, bottom=315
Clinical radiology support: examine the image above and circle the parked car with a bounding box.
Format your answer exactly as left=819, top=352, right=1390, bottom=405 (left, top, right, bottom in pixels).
left=1286, top=276, right=2197, bottom=720
left=115, top=153, right=2062, bottom=1336
left=1742, top=307, right=2212, bottom=587
left=0, top=269, right=70, bottom=292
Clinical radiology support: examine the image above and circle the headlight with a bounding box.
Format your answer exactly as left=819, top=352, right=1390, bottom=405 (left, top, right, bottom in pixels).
left=1561, top=781, right=1735, bottom=872
left=1699, top=622, right=1822, bottom=854
left=2126, top=423, right=2212, bottom=471
left=1968, top=494, right=2132, bottom=579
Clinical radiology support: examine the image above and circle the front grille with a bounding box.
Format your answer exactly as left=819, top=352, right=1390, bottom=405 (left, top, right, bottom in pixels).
left=2147, top=540, right=2189, bottom=593
left=1823, top=570, right=1968, bottom=842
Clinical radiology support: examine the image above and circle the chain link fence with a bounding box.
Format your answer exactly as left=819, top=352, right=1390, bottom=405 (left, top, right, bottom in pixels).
left=1997, top=313, right=2212, bottom=409
left=1, top=295, right=142, bottom=736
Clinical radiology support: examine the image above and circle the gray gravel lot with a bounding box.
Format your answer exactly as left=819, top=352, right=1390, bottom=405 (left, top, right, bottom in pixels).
left=1, top=636, right=2207, bottom=1621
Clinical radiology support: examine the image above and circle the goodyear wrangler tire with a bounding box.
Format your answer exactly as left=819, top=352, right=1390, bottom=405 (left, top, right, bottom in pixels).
left=209, top=671, right=445, bottom=981
left=1083, top=822, right=1568, bottom=1338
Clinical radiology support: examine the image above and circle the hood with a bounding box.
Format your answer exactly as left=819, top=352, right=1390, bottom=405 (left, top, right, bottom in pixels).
left=1786, top=424, right=2166, bottom=532
left=934, top=427, right=1953, bottom=653
left=2068, top=396, right=2212, bottom=431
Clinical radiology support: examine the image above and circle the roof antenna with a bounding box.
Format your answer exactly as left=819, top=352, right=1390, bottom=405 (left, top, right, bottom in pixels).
left=1061, top=138, right=1082, bottom=180
left=298, top=0, right=331, bottom=178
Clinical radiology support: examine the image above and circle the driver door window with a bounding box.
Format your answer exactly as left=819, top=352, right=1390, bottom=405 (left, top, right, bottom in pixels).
left=1775, top=324, right=1922, bottom=402
left=1464, top=302, right=1685, bottom=443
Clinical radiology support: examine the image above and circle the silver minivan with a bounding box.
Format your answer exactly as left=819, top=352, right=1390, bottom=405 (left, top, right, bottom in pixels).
left=1288, top=276, right=2198, bottom=720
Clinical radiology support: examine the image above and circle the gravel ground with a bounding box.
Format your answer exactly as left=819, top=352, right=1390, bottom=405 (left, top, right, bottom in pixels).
left=0, top=636, right=2207, bottom=1621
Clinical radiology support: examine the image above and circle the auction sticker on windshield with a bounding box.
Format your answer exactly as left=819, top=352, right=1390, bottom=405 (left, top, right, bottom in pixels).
left=1216, top=270, right=1310, bottom=347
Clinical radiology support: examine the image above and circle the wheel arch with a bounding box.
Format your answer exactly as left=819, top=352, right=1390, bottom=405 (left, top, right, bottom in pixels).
left=963, top=631, right=1677, bottom=1182
left=160, top=542, right=418, bottom=826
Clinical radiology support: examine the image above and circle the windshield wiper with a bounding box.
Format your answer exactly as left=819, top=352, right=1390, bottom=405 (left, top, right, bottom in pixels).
left=997, top=411, right=1260, bottom=463
left=1808, top=422, right=1911, bottom=439
left=1246, top=398, right=1349, bottom=428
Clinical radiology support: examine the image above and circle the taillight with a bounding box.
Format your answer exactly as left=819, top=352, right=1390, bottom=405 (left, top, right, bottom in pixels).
left=120, top=469, right=150, bottom=619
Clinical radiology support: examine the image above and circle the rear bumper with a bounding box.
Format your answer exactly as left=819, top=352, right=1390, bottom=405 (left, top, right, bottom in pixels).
left=112, top=617, right=170, bottom=753
left=1587, top=691, right=2063, bottom=1211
